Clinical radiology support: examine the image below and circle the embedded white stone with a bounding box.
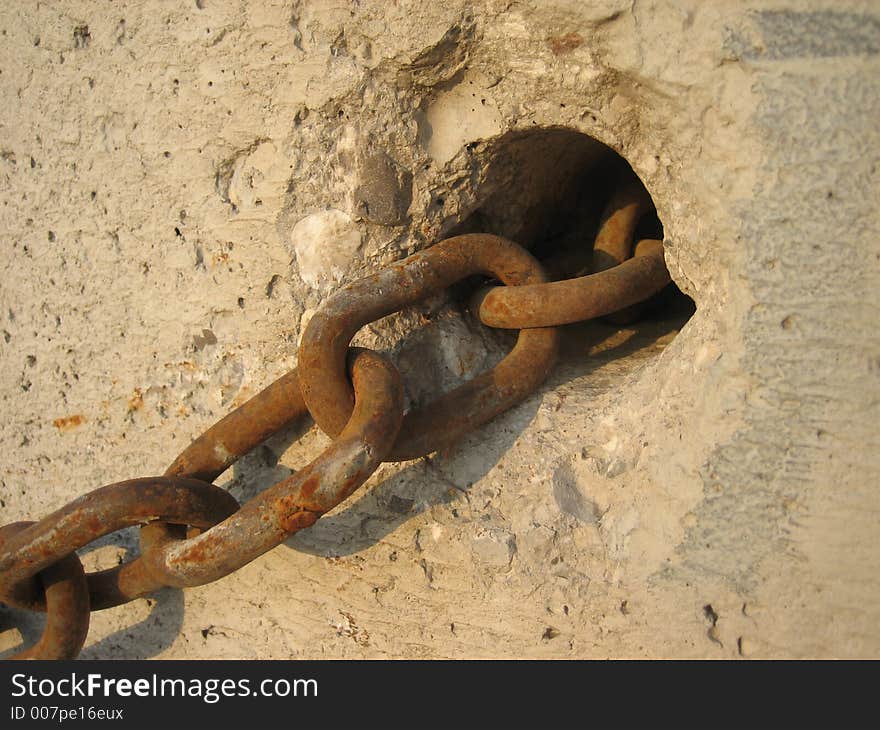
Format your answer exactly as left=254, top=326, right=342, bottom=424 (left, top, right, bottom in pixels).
left=290, top=209, right=363, bottom=291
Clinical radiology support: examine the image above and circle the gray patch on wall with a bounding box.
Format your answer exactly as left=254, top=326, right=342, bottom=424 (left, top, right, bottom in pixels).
left=668, top=34, right=880, bottom=591
left=725, top=10, right=880, bottom=61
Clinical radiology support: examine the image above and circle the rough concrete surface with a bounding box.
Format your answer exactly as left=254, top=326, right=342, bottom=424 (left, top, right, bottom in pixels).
left=0, top=1, right=878, bottom=658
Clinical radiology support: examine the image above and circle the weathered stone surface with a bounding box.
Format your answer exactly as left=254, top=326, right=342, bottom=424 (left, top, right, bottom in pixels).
left=291, top=208, right=363, bottom=292
left=0, top=0, right=877, bottom=659
left=354, top=151, right=412, bottom=225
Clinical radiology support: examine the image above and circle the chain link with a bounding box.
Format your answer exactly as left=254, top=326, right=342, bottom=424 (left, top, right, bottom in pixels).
left=139, top=348, right=403, bottom=589
left=0, top=522, right=89, bottom=660
left=0, top=477, right=240, bottom=612
left=298, top=233, right=559, bottom=460
left=0, top=175, right=669, bottom=659
left=472, top=179, right=670, bottom=328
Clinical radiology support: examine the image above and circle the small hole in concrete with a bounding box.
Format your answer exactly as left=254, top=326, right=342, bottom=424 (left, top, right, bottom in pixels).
left=450, top=126, right=694, bottom=343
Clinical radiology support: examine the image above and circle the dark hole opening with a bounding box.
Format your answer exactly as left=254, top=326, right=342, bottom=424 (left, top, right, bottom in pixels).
left=449, top=127, right=695, bottom=327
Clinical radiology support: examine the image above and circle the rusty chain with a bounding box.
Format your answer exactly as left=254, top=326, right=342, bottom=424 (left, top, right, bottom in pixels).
left=0, top=176, right=670, bottom=659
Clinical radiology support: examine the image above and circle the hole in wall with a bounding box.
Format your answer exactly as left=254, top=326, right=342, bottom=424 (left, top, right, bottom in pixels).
left=448, top=126, right=695, bottom=359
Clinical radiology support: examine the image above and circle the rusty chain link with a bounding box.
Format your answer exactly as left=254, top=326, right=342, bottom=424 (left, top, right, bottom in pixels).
left=472, top=178, right=671, bottom=328
left=0, top=176, right=669, bottom=659
left=0, top=523, right=90, bottom=660
left=298, top=233, right=559, bottom=460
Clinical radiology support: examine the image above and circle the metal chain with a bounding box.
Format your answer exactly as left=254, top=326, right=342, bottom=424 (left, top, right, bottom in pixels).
left=472, top=179, right=670, bottom=328
left=0, top=176, right=669, bottom=659
left=297, top=233, right=559, bottom=460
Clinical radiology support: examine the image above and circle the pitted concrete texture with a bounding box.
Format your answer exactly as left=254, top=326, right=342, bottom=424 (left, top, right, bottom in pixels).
left=0, top=1, right=878, bottom=658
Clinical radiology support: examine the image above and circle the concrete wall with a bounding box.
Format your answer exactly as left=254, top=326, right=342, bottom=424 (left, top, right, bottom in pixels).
left=0, top=1, right=877, bottom=658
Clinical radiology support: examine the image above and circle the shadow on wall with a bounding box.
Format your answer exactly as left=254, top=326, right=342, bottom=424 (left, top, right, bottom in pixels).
left=286, top=313, right=689, bottom=560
